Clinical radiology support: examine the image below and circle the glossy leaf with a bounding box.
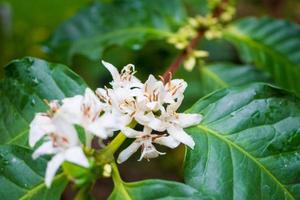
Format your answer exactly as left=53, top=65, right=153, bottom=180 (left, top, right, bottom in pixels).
left=224, top=17, right=300, bottom=95
left=184, top=83, right=300, bottom=199
left=0, top=57, right=86, bottom=146
left=0, top=145, right=67, bottom=200
left=108, top=179, right=209, bottom=200
left=178, top=63, right=270, bottom=110
left=45, top=0, right=186, bottom=62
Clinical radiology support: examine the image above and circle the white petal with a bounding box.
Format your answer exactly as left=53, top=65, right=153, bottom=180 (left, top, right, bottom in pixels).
left=32, top=141, right=56, bottom=159
left=145, top=74, right=158, bottom=86
left=170, top=79, right=187, bottom=95
left=122, top=127, right=141, bottom=138
left=166, top=96, right=183, bottom=112
left=177, top=113, right=203, bottom=128
left=45, top=153, right=65, bottom=187
left=87, top=112, right=121, bottom=139
left=29, top=114, right=55, bottom=147
left=138, top=142, right=165, bottom=161
left=86, top=121, right=107, bottom=139
left=64, top=147, right=89, bottom=168
left=117, top=141, right=141, bottom=163
left=83, top=88, right=102, bottom=119
left=154, top=136, right=180, bottom=149
left=135, top=112, right=165, bottom=132
left=60, top=95, right=83, bottom=124
left=167, top=125, right=195, bottom=149
left=146, top=102, right=160, bottom=111
left=52, top=116, right=79, bottom=146
left=102, top=60, right=120, bottom=82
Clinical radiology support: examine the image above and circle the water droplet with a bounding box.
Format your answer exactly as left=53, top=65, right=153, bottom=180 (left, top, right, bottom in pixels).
left=284, top=164, right=288, bottom=168
left=230, top=112, right=236, bottom=117
left=31, top=98, right=36, bottom=106
left=32, top=77, right=39, bottom=85
left=132, top=44, right=141, bottom=50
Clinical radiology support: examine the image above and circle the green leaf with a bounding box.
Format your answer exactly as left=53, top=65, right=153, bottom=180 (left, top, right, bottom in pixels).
left=183, top=0, right=220, bottom=16
left=75, top=125, right=86, bottom=145
left=108, top=179, right=209, bottom=200
left=0, top=57, right=87, bottom=146
left=44, top=0, right=187, bottom=62
left=0, top=145, right=67, bottom=200
left=184, top=83, right=300, bottom=199
left=177, top=63, right=270, bottom=110
left=224, top=17, right=300, bottom=95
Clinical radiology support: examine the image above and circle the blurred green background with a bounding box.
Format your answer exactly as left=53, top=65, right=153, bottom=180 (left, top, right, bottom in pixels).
left=1, top=0, right=300, bottom=199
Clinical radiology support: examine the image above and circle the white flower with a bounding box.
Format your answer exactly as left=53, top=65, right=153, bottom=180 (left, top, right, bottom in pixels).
left=59, top=88, right=119, bottom=141
left=29, top=112, right=89, bottom=187
left=139, top=102, right=202, bottom=149
left=137, top=75, right=165, bottom=112
left=117, top=126, right=180, bottom=163
left=164, top=78, right=187, bottom=105
left=102, top=60, right=142, bottom=89
left=161, top=105, right=202, bottom=149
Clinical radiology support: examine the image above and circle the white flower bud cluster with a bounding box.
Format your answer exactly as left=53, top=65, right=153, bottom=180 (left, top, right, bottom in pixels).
left=167, top=4, right=236, bottom=71
left=29, top=61, right=202, bottom=186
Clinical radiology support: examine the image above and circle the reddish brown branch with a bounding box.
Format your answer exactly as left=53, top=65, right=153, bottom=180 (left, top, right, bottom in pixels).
left=162, top=0, right=229, bottom=82
left=162, top=32, right=204, bottom=81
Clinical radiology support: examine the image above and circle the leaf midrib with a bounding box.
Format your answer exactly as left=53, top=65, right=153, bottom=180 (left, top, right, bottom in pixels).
left=197, top=124, right=295, bottom=200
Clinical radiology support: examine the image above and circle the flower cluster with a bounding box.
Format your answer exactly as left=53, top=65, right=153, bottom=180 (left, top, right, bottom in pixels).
left=29, top=61, right=202, bottom=186
left=167, top=5, right=235, bottom=71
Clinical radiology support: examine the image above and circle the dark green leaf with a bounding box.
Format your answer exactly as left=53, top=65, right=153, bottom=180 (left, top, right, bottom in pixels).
left=108, top=179, right=209, bottom=200
left=0, top=57, right=87, bottom=146
left=224, top=17, right=300, bottom=95
left=0, top=145, right=67, bottom=200
left=183, top=0, right=220, bottom=16
left=184, top=83, right=300, bottom=199
left=178, top=63, right=270, bottom=110
left=45, top=0, right=187, bottom=62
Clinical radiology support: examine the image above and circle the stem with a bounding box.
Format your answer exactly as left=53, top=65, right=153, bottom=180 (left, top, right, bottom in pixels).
left=106, top=132, right=127, bottom=154
left=95, top=121, right=137, bottom=164
left=111, top=161, right=123, bottom=187
left=162, top=0, right=229, bottom=82
left=162, top=32, right=204, bottom=81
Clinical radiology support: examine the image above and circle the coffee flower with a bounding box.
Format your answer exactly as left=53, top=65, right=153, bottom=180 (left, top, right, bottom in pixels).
left=60, top=88, right=120, bottom=141
left=102, top=60, right=142, bottom=89
left=29, top=60, right=203, bottom=187
left=117, top=126, right=180, bottom=163
left=29, top=107, right=89, bottom=187
left=137, top=75, right=165, bottom=112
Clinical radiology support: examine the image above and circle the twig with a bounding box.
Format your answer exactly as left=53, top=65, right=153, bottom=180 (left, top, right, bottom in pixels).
left=162, top=0, right=229, bottom=82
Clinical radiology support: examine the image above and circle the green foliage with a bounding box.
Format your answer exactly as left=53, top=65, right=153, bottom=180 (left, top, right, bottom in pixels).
left=177, top=63, right=270, bottom=110
left=109, top=179, right=208, bottom=200
left=0, top=57, right=86, bottom=146
left=0, top=145, right=67, bottom=200
left=224, top=17, right=300, bottom=96
left=45, top=0, right=187, bottom=62
left=1, top=0, right=300, bottom=199
left=0, top=0, right=88, bottom=70
left=184, top=83, right=300, bottom=199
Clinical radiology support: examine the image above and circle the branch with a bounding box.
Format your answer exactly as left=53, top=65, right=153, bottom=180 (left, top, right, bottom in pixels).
left=162, top=0, right=229, bottom=81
